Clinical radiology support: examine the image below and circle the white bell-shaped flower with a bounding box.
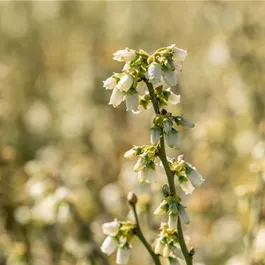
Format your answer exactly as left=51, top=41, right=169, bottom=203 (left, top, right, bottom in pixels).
left=102, top=220, right=120, bottom=236
left=165, top=130, right=181, bottom=149
left=154, top=240, right=164, bottom=255
left=124, top=148, right=135, bottom=159
left=188, top=167, right=205, bottom=187
left=138, top=167, right=156, bottom=183
left=109, top=88, right=124, bottom=107
left=163, top=71, right=177, bottom=86
left=163, top=119, right=172, bottom=134
left=126, top=92, right=139, bottom=112
left=178, top=204, right=190, bottom=224
left=103, top=77, right=116, bottom=90
left=163, top=245, right=171, bottom=258
left=101, top=236, right=118, bottom=255
left=168, top=213, right=178, bottom=230
left=133, top=157, right=146, bottom=172
left=116, top=247, right=131, bottom=265
left=146, top=62, right=162, bottom=85
left=179, top=177, right=194, bottom=195
left=136, top=81, right=148, bottom=95
left=150, top=126, right=161, bottom=144
left=113, top=49, right=137, bottom=62
left=117, top=74, right=134, bottom=92
left=168, top=44, right=187, bottom=62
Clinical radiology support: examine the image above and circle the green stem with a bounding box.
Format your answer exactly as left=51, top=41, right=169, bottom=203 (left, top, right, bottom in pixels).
left=131, top=203, right=161, bottom=265
left=177, top=217, right=193, bottom=265
left=145, top=80, right=193, bottom=265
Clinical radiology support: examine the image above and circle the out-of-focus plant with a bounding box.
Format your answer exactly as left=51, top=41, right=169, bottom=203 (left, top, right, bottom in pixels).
left=101, top=45, right=205, bottom=265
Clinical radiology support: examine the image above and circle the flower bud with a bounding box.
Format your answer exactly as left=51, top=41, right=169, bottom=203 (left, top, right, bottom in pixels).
left=101, top=236, right=118, bottom=255
left=154, top=200, right=169, bottom=215
left=178, top=204, right=190, bottom=224
left=168, top=213, right=178, bottom=230
left=109, top=88, right=124, bottom=107
left=124, top=148, right=136, bottom=159
left=146, top=62, right=162, bottom=85
left=126, top=92, right=139, bottom=112
left=179, top=177, right=194, bottom=195
left=103, top=77, right=117, bottom=90
left=165, top=130, right=181, bottom=149
left=163, top=244, right=171, bottom=258
left=154, top=240, right=164, bottom=255
left=127, top=192, right=138, bottom=205
left=116, top=247, right=131, bottom=265
left=163, top=119, right=172, bottom=134
left=168, top=92, right=180, bottom=105
left=175, top=116, right=195, bottom=128
left=117, top=74, right=134, bottom=92
left=150, top=126, right=161, bottom=144
left=113, top=49, right=137, bottom=62
left=102, top=220, right=120, bottom=236
left=187, top=167, right=205, bottom=187
left=133, top=157, right=146, bottom=172
left=162, top=71, right=177, bottom=86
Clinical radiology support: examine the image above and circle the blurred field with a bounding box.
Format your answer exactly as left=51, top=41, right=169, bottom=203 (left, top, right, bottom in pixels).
left=0, top=1, right=265, bottom=265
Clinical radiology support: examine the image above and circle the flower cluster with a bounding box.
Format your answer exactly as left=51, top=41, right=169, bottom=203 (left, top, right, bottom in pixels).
left=154, top=195, right=190, bottom=229
left=124, top=145, right=159, bottom=183
left=103, top=45, right=186, bottom=113
left=102, top=44, right=205, bottom=265
left=168, top=155, right=205, bottom=195
left=101, top=219, right=136, bottom=265
left=154, top=223, right=184, bottom=265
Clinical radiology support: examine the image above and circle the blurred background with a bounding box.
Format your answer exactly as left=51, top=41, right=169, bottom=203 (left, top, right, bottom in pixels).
left=0, top=1, right=265, bottom=265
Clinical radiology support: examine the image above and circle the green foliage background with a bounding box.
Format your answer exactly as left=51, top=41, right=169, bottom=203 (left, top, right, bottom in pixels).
left=0, top=1, right=265, bottom=265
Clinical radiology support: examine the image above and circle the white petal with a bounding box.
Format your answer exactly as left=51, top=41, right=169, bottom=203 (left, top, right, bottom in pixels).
left=188, top=168, right=205, bottom=187
left=103, top=77, right=116, bottom=90
left=178, top=205, right=190, bottom=224
left=117, top=75, right=133, bottom=92
left=116, top=248, right=131, bottom=265
left=101, top=236, right=118, bottom=255
left=102, top=220, right=119, bottom=236
left=147, top=63, right=162, bottom=85
left=109, top=88, right=124, bottom=107
left=154, top=240, right=164, bottom=255
left=179, top=178, right=194, bottom=195
left=136, top=81, right=148, bottom=95
left=165, top=131, right=181, bottom=149
left=163, top=245, right=171, bottom=258
left=163, top=71, right=177, bottom=86
left=171, top=46, right=187, bottom=62
left=126, top=93, right=138, bottom=112
left=168, top=214, right=178, bottom=230
left=124, top=148, right=135, bottom=159
left=133, top=157, right=146, bottom=172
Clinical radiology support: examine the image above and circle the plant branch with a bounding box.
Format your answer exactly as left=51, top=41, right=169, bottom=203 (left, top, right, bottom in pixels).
left=145, top=80, right=193, bottom=265
left=177, top=217, right=193, bottom=265
left=131, top=203, right=161, bottom=265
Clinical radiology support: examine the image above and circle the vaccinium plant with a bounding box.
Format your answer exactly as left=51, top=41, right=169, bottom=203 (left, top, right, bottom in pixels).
left=101, top=45, right=205, bottom=265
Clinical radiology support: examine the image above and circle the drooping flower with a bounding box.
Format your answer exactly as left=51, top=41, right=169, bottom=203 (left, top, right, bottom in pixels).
left=162, top=71, right=177, bottom=86
left=168, top=44, right=187, bottom=62
left=163, top=244, right=172, bottom=258
left=165, top=130, right=181, bottom=149
left=126, top=92, right=139, bottom=112
left=163, top=119, right=172, bottom=134
left=113, top=49, right=137, bottom=62
left=178, top=176, right=194, bottom=195
left=154, top=240, right=164, bottom=255
left=136, top=81, right=148, bottom=95
left=103, top=77, right=117, bottom=90
left=116, top=247, right=131, bottom=265
left=175, top=116, right=195, bottom=128
left=146, top=62, right=162, bottom=85
left=102, top=220, right=120, bottom=236
left=187, top=166, right=205, bottom=187
left=117, top=74, right=134, bottom=92
left=101, top=236, right=118, bottom=255
left=168, top=213, right=178, bottom=230
left=109, top=88, right=124, bottom=107
left=138, top=167, right=156, bottom=183
left=150, top=126, right=161, bottom=144
left=133, top=156, right=146, bottom=172
left=178, top=204, right=190, bottom=224
left=124, top=148, right=136, bottom=159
